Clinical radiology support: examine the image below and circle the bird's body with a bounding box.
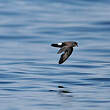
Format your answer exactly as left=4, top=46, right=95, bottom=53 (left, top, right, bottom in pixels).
left=51, top=41, right=78, bottom=64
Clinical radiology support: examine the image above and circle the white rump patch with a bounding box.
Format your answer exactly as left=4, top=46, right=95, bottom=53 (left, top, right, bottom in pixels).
left=58, top=43, right=62, bottom=45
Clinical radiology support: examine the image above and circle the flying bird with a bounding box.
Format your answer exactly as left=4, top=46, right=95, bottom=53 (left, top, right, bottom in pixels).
left=51, top=41, right=78, bottom=64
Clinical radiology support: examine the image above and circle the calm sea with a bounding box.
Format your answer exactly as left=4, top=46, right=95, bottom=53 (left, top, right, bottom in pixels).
left=0, top=0, right=110, bottom=110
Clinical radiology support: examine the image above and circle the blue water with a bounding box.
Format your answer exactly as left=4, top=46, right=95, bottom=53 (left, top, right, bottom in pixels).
left=0, top=0, right=110, bottom=110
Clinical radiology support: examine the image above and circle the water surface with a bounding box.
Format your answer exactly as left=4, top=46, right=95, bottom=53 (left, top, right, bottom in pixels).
left=0, top=0, right=110, bottom=110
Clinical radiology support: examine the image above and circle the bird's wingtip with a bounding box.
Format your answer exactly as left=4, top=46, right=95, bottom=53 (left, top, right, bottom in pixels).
left=58, top=61, right=63, bottom=64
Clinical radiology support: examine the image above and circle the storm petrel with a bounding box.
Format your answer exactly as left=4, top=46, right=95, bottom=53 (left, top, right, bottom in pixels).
left=51, top=41, right=78, bottom=64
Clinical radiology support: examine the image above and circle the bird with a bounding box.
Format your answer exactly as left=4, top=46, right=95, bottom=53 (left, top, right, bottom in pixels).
left=51, top=41, right=78, bottom=64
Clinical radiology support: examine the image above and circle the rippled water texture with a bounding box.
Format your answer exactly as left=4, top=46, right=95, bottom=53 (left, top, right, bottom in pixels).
left=0, top=0, right=110, bottom=110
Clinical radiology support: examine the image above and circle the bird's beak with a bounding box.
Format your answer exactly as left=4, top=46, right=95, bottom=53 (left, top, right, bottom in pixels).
left=76, top=44, right=78, bottom=47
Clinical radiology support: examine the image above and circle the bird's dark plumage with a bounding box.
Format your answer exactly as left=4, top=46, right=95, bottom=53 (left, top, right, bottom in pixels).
left=51, top=41, right=78, bottom=64
left=51, top=43, right=65, bottom=48
left=59, top=47, right=73, bottom=64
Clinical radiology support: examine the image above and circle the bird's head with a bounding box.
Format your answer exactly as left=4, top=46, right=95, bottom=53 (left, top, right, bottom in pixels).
left=72, top=42, right=78, bottom=47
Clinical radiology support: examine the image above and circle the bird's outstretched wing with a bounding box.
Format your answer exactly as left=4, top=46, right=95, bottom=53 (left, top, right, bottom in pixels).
left=57, top=46, right=68, bottom=54
left=59, top=47, right=73, bottom=64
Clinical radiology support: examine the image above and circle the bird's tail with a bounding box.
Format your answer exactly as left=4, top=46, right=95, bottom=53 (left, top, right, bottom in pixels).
left=51, top=44, right=62, bottom=48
